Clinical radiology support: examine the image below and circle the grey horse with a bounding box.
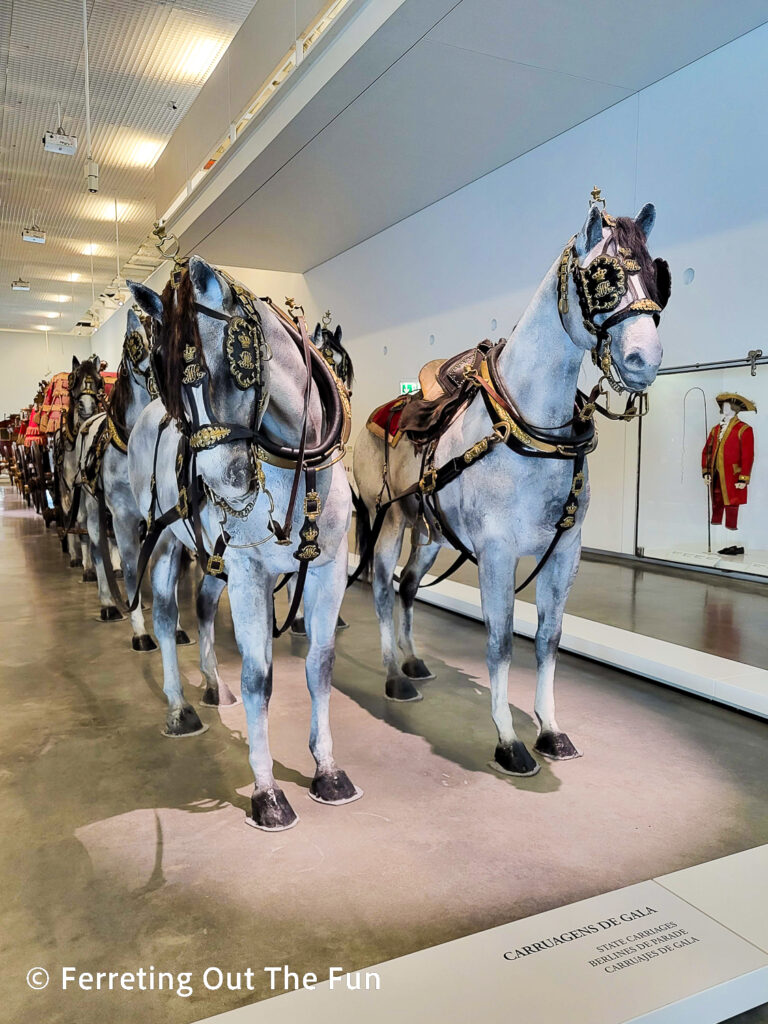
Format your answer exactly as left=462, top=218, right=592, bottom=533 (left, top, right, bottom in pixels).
left=128, top=258, right=359, bottom=831
left=353, top=202, right=666, bottom=777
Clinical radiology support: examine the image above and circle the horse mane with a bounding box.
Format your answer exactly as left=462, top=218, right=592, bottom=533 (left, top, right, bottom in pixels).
left=107, top=358, right=132, bottom=428
left=321, top=326, right=354, bottom=389
left=611, top=216, right=660, bottom=306
left=159, top=270, right=204, bottom=421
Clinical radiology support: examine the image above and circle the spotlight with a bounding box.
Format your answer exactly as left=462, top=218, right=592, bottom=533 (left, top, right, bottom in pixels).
left=85, top=158, right=99, bottom=193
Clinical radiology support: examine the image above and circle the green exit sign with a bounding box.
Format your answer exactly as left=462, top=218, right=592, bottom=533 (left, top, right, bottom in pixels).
left=400, top=381, right=419, bottom=395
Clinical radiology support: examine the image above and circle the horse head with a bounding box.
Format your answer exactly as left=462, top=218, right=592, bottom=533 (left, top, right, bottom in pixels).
left=316, top=321, right=354, bottom=391
left=560, top=203, right=669, bottom=393
left=132, top=258, right=270, bottom=503
left=68, top=355, right=104, bottom=425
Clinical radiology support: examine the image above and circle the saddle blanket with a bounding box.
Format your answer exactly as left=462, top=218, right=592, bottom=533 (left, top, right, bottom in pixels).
left=366, top=396, right=409, bottom=447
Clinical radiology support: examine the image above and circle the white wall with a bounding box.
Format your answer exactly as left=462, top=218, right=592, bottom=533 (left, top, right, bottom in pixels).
left=296, top=23, right=768, bottom=555
left=0, top=331, right=92, bottom=419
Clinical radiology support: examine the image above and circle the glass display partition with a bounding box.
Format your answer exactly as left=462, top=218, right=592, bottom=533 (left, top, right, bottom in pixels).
left=636, top=362, right=766, bottom=578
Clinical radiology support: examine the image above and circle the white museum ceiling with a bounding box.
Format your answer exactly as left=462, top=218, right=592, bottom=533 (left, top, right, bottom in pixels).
left=174, top=0, right=768, bottom=271
left=0, top=0, right=255, bottom=334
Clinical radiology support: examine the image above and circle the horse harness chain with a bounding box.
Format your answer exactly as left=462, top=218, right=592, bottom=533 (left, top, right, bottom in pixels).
left=131, top=265, right=352, bottom=636
left=351, top=216, right=670, bottom=594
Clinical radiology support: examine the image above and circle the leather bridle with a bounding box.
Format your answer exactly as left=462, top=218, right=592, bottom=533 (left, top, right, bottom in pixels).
left=557, top=213, right=668, bottom=406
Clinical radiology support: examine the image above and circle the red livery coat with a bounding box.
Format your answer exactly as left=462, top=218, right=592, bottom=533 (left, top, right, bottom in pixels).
left=701, top=416, right=755, bottom=506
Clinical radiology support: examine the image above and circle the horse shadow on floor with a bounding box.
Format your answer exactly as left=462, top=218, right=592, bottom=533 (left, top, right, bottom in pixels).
left=296, top=628, right=562, bottom=795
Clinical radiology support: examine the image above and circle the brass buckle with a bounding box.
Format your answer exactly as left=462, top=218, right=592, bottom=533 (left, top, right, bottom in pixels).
left=572, top=471, right=585, bottom=496
left=303, top=490, right=321, bottom=520
left=207, top=553, right=225, bottom=576
left=419, top=468, right=437, bottom=495
left=492, top=421, right=511, bottom=444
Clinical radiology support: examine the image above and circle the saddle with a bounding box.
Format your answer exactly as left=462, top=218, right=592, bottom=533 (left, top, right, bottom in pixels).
left=367, top=339, right=498, bottom=447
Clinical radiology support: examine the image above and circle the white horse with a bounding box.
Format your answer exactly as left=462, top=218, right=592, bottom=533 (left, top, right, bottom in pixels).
left=76, top=311, right=168, bottom=643
left=353, top=202, right=666, bottom=776
left=128, top=258, right=359, bottom=830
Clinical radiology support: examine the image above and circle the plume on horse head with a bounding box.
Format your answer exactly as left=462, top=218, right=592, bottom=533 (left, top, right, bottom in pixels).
left=610, top=216, right=663, bottom=309
left=157, top=266, right=204, bottom=423
left=108, top=310, right=148, bottom=430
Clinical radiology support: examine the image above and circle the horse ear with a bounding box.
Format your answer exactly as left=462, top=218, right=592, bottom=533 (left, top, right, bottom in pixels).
left=126, top=308, right=141, bottom=332
left=127, top=280, right=162, bottom=322
left=188, top=256, right=232, bottom=311
left=574, top=204, right=603, bottom=258
left=313, top=323, right=323, bottom=346
left=634, top=202, right=656, bottom=239
left=334, top=324, right=342, bottom=346
left=72, top=355, right=80, bottom=369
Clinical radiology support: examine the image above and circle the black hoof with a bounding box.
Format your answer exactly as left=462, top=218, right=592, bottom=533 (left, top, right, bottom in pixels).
left=69, top=557, right=82, bottom=569
left=534, top=730, right=582, bottom=761
left=336, top=616, right=349, bottom=631
left=132, top=633, right=157, bottom=652
left=114, top=568, right=124, bottom=580
left=385, top=675, right=423, bottom=702
left=401, top=656, right=435, bottom=680
left=82, top=568, right=97, bottom=583
left=492, top=741, right=540, bottom=777
left=309, top=768, right=361, bottom=805
left=290, top=617, right=307, bottom=637
left=200, top=684, right=239, bottom=708
left=162, top=704, right=206, bottom=737
left=247, top=786, right=298, bottom=831
left=100, top=605, right=124, bottom=621
left=175, top=628, right=192, bottom=646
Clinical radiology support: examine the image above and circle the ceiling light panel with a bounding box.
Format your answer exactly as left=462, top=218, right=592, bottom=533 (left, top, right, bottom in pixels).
left=0, top=0, right=254, bottom=333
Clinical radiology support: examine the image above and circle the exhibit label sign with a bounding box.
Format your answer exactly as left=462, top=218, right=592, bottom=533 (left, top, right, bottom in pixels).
left=197, top=877, right=768, bottom=1024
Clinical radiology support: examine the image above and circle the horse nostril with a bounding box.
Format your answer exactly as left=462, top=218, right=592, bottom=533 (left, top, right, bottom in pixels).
left=225, top=457, right=252, bottom=490
left=623, top=350, right=647, bottom=370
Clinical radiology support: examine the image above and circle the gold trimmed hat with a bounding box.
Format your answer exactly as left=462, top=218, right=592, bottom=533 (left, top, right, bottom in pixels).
left=716, top=392, right=757, bottom=413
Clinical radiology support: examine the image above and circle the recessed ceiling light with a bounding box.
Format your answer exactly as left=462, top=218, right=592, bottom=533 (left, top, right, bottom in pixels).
left=68, top=272, right=81, bottom=282
left=130, top=139, right=163, bottom=167
left=35, top=324, right=52, bottom=331
left=82, top=243, right=99, bottom=255
left=44, top=311, right=60, bottom=319
left=178, top=38, right=220, bottom=78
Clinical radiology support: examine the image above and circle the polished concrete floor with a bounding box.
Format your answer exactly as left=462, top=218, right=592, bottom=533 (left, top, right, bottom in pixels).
left=2, top=483, right=768, bottom=1024
left=430, top=548, right=768, bottom=669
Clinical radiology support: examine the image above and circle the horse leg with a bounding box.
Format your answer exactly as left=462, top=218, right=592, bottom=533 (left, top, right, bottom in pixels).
left=197, top=573, right=237, bottom=706
left=287, top=574, right=348, bottom=636
left=478, top=545, right=539, bottom=777
left=174, top=556, right=193, bottom=645
left=151, top=534, right=206, bottom=737
left=84, top=492, right=123, bottom=620
left=373, top=510, right=421, bottom=701
left=228, top=564, right=297, bottom=830
left=532, top=539, right=582, bottom=760
left=398, top=535, right=441, bottom=680
left=303, top=549, right=361, bottom=805
left=111, top=509, right=156, bottom=651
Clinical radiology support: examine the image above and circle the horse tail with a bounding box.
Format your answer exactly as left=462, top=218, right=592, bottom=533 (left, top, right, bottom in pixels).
left=351, top=486, right=373, bottom=582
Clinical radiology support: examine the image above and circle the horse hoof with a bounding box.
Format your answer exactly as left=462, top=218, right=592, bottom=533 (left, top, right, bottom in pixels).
left=175, top=628, right=193, bottom=646
left=309, top=768, right=363, bottom=805
left=69, top=558, right=82, bottom=569
left=336, top=615, right=349, bottom=631
left=162, top=705, right=208, bottom=738
left=534, top=730, right=582, bottom=761
left=290, top=617, right=307, bottom=637
left=385, top=675, right=423, bottom=702
left=492, top=741, right=540, bottom=777
left=401, top=656, right=435, bottom=680
left=99, top=606, right=124, bottom=622
left=82, top=568, right=97, bottom=583
left=247, top=786, right=298, bottom=831
left=200, top=684, right=239, bottom=708
left=132, top=633, right=157, bottom=653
